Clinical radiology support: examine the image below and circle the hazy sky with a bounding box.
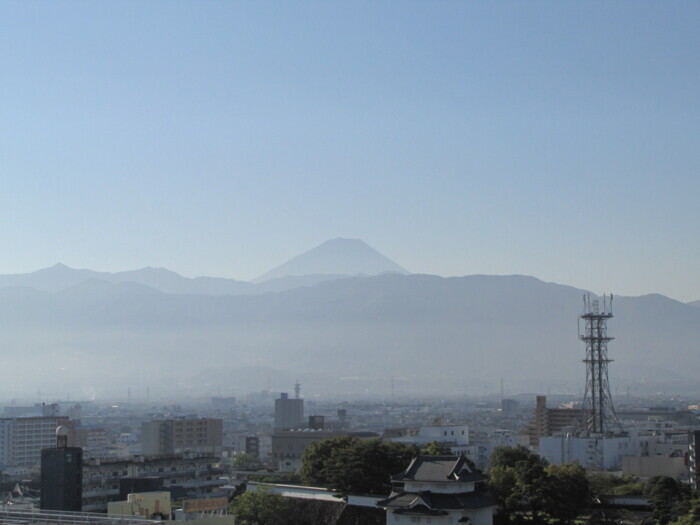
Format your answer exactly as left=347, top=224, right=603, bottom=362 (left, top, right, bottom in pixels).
left=1, top=2, right=698, bottom=301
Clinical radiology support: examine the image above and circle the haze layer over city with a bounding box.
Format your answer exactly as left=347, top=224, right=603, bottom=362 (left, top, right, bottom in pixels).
left=1, top=2, right=699, bottom=402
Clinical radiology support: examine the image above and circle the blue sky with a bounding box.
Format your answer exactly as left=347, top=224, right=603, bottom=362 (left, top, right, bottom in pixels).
left=1, top=1, right=698, bottom=301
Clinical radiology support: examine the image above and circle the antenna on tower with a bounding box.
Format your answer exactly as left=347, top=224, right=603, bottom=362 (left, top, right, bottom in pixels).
left=294, top=380, right=301, bottom=399
left=579, top=293, right=623, bottom=436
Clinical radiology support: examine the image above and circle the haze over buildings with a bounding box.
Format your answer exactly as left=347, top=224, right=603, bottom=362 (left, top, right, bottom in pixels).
left=0, top=238, right=699, bottom=401
left=0, top=1, right=698, bottom=406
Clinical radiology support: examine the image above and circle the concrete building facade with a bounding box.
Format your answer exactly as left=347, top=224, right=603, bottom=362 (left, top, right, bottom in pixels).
left=0, top=416, right=73, bottom=468
left=539, top=435, right=640, bottom=470
left=525, top=396, right=582, bottom=448
left=141, top=418, right=222, bottom=456
left=385, top=424, right=471, bottom=456
left=274, top=393, right=304, bottom=430
left=82, top=453, right=225, bottom=512
left=271, top=430, right=378, bottom=473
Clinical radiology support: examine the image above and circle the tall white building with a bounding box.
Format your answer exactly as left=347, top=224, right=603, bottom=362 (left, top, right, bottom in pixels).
left=0, top=416, right=72, bottom=468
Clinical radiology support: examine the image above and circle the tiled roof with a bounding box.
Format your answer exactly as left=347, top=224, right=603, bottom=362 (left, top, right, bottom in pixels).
left=377, top=490, right=495, bottom=510
left=394, top=506, right=447, bottom=516
left=392, top=455, right=485, bottom=483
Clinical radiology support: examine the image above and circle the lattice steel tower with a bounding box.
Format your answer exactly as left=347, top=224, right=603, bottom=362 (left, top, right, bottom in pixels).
left=579, top=293, right=622, bottom=435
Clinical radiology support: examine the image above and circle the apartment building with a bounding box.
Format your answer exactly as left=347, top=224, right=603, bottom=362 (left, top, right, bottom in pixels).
left=141, top=418, right=222, bottom=456
left=0, top=416, right=73, bottom=468
left=82, top=452, right=225, bottom=512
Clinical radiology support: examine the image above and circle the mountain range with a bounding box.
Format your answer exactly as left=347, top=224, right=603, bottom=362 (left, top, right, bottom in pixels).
left=1, top=239, right=698, bottom=400
left=0, top=238, right=406, bottom=295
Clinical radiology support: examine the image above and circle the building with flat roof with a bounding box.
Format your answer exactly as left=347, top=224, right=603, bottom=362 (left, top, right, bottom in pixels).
left=0, top=416, right=74, bottom=467
left=40, top=427, right=83, bottom=512
left=274, top=393, right=304, bottom=430
left=525, top=396, right=582, bottom=448
left=271, top=430, right=378, bottom=472
left=82, top=453, right=224, bottom=512
left=141, top=418, right=222, bottom=456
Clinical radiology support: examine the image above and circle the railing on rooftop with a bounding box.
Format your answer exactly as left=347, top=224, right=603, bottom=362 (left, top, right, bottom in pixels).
left=0, top=507, right=163, bottom=525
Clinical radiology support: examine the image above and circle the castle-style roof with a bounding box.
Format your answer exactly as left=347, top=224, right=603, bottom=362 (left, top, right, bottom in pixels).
left=391, top=455, right=486, bottom=483
left=377, top=490, right=495, bottom=511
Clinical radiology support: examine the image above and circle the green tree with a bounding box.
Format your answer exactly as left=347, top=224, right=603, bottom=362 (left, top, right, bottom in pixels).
left=231, top=452, right=263, bottom=471
left=300, top=436, right=419, bottom=495
left=669, top=499, right=700, bottom=525
left=588, top=472, right=643, bottom=497
left=488, top=447, right=590, bottom=525
left=544, top=463, right=591, bottom=524
left=490, top=445, right=542, bottom=471
left=488, top=446, right=550, bottom=524
left=645, top=476, right=689, bottom=525
left=229, top=487, right=295, bottom=525
left=421, top=441, right=453, bottom=455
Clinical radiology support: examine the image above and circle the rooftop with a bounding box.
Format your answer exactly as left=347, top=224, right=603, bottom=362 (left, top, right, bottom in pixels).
left=392, top=455, right=486, bottom=483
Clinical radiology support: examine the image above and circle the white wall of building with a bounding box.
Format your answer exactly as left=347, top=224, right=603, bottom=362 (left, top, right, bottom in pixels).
left=540, top=435, right=640, bottom=470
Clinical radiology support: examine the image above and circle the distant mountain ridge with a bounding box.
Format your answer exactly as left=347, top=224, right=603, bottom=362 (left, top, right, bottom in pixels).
left=0, top=239, right=408, bottom=295
left=253, top=238, right=408, bottom=283
left=0, top=263, right=255, bottom=295
left=2, top=240, right=698, bottom=399
left=0, top=272, right=698, bottom=398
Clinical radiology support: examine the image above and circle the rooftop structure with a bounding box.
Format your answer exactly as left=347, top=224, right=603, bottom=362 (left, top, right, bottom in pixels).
left=0, top=507, right=162, bottom=524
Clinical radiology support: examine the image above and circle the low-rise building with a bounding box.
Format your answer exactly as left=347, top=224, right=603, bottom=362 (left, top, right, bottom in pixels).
left=108, top=491, right=171, bottom=519
left=385, top=424, right=471, bottom=455
left=271, top=430, right=378, bottom=472
left=82, top=453, right=225, bottom=512
left=539, top=434, right=640, bottom=470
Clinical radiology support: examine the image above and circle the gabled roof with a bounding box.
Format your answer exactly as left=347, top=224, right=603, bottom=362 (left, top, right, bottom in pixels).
left=377, top=490, right=495, bottom=511
left=391, top=455, right=486, bottom=483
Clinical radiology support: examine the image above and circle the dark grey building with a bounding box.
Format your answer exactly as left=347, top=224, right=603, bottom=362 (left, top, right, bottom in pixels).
left=40, top=446, right=83, bottom=511
left=274, top=393, right=304, bottom=430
